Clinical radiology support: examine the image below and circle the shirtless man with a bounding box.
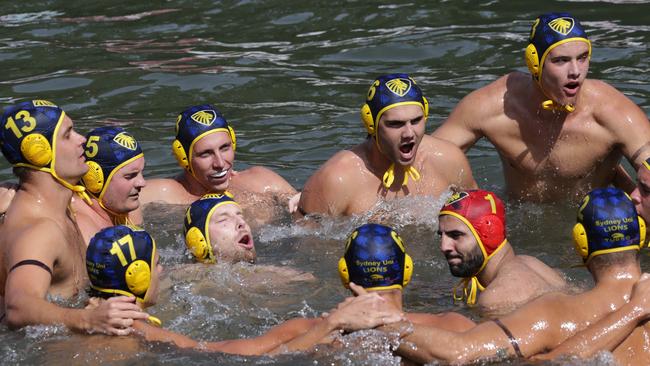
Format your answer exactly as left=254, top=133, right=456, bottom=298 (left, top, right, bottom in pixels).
left=438, top=189, right=566, bottom=315
left=385, top=187, right=647, bottom=363
left=139, top=104, right=296, bottom=219
left=72, top=126, right=146, bottom=244
left=433, top=12, right=650, bottom=202
left=0, top=100, right=146, bottom=333
left=328, top=187, right=645, bottom=363
left=298, top=74, right=476, bottom=216
left=87, top=223, right=475, bottom=355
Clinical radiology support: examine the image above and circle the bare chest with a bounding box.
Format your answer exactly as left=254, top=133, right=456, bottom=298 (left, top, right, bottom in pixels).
left=488, top=115, right=617, bottom=178
left=344, top=164, right=449, bottom=215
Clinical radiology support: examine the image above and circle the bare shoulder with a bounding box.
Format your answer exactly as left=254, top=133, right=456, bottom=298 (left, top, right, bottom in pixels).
left=299, top=148, right=365, bottom=215
left=140, top=177, right=189, bottom=205
left=4, top=217, right=65, bottom=262
left=585, top=78, right=649, bottom=125
left=419, top=135, right=476, bottom=187
left=449, top=73, right=514, bottom=116
left=230, top=166, right=296, bottom=196
left=516, top=255, right=566, bottom=285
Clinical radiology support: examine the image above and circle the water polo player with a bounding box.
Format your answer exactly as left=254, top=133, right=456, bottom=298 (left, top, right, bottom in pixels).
left=74, top=126, right=146, bottom=243
left=298, top=73, right=475, bottom=216
left=0, top=100, right=145, bottom=333
left=438, top=189, right=565, bottom=314
left=139, top=104, right=296, bottom=217
left=433, top=12, right=650, bottom=202
left=367, top=187, right=648, bottom=363
left=184, top=193, right=256, bottom=264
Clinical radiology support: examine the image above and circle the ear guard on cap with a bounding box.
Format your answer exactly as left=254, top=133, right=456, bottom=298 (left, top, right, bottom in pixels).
left=125, top=259, right=151, bottom=296
left=172, top=139, right=190, bottom=171
left=572, top=216, right=647, bottom=262
left=82, top=161, right=105, bottom=194
left=20, top=133, right=52, bottom=167
left=525, top=43, right=541, bottom=81
left=185, top=226, right=215, bottom=263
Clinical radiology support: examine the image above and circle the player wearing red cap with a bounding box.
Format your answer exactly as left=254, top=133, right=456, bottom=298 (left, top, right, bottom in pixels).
left=438, top=189, right=566, bottom=315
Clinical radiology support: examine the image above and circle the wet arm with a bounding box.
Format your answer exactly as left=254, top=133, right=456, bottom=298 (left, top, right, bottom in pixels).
left=536, top=301, right=645, bottom=361
left=0, top=182, right=17, bottom=215
left=390, top=322, right=500, bottom=364
left=4, top=227, right=146, bottom=333
left=431, top=93, right=485, bottom=152
left=538, top=274, right=650, bottom=360
left=297, top=161, right=349, bottom=216
left=135, top=317, right=318, bottom=355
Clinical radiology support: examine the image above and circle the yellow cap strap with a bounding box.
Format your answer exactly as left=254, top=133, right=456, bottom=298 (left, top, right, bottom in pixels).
left=541, top=99, right=575, bottom=113
left=147, top=315, right=162, bottom=327
left=452, top=276, right=485, bottom=306
left=382, top=164, right=421, bottom=189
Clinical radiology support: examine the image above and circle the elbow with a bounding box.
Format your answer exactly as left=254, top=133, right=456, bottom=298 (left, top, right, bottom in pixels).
left=4, top=304, right=28, bottom=330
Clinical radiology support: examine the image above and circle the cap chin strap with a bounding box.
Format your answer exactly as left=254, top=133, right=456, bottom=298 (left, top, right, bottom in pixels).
left=453, top=277, right=485, bottom=306
left=452, top=238, right=508, bottom=306
left=18, top=164, right=92, bottom=205
left=97, top=199, right=133, bottom=226
left=542, top=99, right=575, bottom=113
left=381, top=163, right=421, bottom=189
left=535, top=80, right=576, bottom=113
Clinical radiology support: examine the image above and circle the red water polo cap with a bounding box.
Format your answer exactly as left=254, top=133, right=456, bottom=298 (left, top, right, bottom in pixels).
left=440, top=190, right=507, bottom=265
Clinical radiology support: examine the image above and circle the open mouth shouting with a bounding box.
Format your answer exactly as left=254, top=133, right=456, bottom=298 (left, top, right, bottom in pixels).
left=563, top=81, right=580, bottom=97
left=237, top=233, right=255, bottom=250
left=399, top=141, right=416, bottom=163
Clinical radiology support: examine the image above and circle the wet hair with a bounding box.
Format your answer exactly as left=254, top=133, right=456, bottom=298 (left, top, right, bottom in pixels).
left=588, top=250, right=639, bottom=270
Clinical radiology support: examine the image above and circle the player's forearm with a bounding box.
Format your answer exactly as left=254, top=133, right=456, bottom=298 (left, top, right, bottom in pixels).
left=542, top=301, right=646, bottom=360
left=133, top=320, right=199, bottom=348
left=5, top=294, right=90, bottom=331
left=270, top=317, right=335, bottom=354
left=393, top=323, right=460, bottom=363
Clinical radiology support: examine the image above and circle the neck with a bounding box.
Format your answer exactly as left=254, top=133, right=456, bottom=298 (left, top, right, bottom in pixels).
left=178, top=171, right=211, bottom=198
left=19, top=171, right=74, bottom=215
left=591, top=261, right=641, bottom=287
left=364, top=139, right=405, bottom=186
left=477, top=241, right=514, bottom=287
left=374, top=289, right=403, bottom=311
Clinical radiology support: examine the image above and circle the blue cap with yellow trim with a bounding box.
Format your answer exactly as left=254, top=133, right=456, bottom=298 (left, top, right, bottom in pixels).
left=183, top=192, right=238, bottom=263
left=360, top=74, right=428, bottom=189
left=573, top=187, right=646, bottom=264
left=525, top=12, right=591, bottom=112
left=82, top=126, right=144, bottom=204
left=360, top=74, right=428, bottom=137
left=338, top=223, right=413, bottom=291
left=172, top=104, right=236, bottom=176
left=86, top=225, right=157, bottom=302
left=0, top=100, right=90, bottom=200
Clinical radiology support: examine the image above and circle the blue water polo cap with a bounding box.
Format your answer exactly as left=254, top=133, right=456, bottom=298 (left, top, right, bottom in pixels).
left=573, top=187, right=646, bottom=264
left=360, top=73, right=428, bottom=136
left=184, top=192, right=239, bottom=263
left=172, top=104, right=236, bottom=175
left=0, top=100, right=64, bottom=168
left=81, top=126, right=143, bottom=201
left=338, top=223, right=413, bottom=291
left=526, top=12, right=591, bottom=84
left=86, top=225, right=157, bottom=302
